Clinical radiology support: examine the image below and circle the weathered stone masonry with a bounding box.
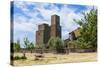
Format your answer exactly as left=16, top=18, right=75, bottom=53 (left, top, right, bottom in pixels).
left=36, top=14, right=61, bottom=47
left=50, top=15, right=61, bottom=38
left=36, top=24, right=50, bottom=47
left=36, top=14, right=80, bottom=48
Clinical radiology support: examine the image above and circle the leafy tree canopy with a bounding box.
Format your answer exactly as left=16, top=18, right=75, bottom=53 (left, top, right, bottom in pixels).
left=73, top=8, right=97, bottom=49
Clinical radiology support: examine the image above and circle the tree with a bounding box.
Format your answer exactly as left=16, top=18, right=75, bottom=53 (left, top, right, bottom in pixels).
left=24, top=37, right=30, bottom=48
left=13, top=40, right=20, bottom=51
left=47, top=37, right=56, bottom=49
left=28, top=42, right=35, bottom=53
left=23, top=37, right=30, bottom=57
left=48, top=37, right=65, bottom=53
left=28, top=42, right=34, bottom=49
left=24, top=37, right=35, bottom=53
left=24, top=37, right=35, bottom=49
left=54, top=37, right=65, bottom=53
left=74, top=8, right=97, bottom=50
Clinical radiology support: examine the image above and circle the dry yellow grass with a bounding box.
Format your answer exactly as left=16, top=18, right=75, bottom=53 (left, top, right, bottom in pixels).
left=13, top=52, right=97, bottom=66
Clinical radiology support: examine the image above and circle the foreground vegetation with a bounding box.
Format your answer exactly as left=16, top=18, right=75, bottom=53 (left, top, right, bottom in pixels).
left=69, top=8, right=97, bottom=49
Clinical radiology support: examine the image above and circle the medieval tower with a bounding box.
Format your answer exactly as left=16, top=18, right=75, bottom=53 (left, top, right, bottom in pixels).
left=36, top=24, right=50, bottom=47
left=50, top=15, right=61, bottom=38
left=36, top=14, right=61, bottom=47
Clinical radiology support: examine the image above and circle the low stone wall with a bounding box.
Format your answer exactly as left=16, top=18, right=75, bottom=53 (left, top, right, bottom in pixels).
left=14, top=48, right=96, bottom=53
left=69, top=48, right=96, bottom=53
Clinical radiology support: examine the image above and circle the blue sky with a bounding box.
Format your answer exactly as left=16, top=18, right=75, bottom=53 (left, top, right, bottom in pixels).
left=11, top=1, right=95, bottom=47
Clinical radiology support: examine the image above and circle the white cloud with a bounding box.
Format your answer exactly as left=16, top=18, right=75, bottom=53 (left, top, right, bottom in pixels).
left=13, top=2, right=93, bottom=43
left=14, top=21, right=36, bottom=32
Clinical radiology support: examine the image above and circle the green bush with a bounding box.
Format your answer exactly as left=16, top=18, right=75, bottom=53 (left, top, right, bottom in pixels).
left=47, top=37, right=56, bottom=49
left=54, top=37, right=65, bottom=53
left=48, top=37, right=65, bottom=53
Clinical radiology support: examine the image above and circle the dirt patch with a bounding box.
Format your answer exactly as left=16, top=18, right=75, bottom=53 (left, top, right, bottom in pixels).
left=13, top=52, right=97, bottom=66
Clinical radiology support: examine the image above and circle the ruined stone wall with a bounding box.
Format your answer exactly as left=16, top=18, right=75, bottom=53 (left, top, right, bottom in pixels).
left=69, top=31, right=76, bottom=41
left=69, top=28, right=80, bottom=41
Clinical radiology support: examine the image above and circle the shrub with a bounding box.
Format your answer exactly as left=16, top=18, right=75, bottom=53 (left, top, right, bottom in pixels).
left=21, top=55, right=27, bottom=59
left=14, top=56, right=20, bottom=60
left=14, top=55, right=27, bottom=60
left=54, top=37, right=65, bottom=53
left=48, top=37, right=66, bottom=53
left=47, top=37, right=56, bottom=49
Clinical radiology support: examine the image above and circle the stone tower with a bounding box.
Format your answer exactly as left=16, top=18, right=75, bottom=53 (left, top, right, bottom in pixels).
left=36, top=24, right=50, bottom=47
left=36, top=14, right=61, bottom=47
left=50, top=15, right=61, bottom=38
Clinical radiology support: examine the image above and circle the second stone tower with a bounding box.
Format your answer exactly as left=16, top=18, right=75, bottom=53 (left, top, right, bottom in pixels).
left=50, top=15, right=61, bottom=38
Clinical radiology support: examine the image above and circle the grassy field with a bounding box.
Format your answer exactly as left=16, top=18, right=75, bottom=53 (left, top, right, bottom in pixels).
left=13, top=52, right=97, bottom=66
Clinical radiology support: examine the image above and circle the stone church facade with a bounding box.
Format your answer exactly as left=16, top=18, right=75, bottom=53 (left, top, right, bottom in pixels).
left=36, top=15, right=61, bottom=47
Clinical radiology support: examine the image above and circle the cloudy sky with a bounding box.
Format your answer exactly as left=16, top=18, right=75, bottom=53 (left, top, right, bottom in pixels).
left=11, top=1, right=94, bottom=47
